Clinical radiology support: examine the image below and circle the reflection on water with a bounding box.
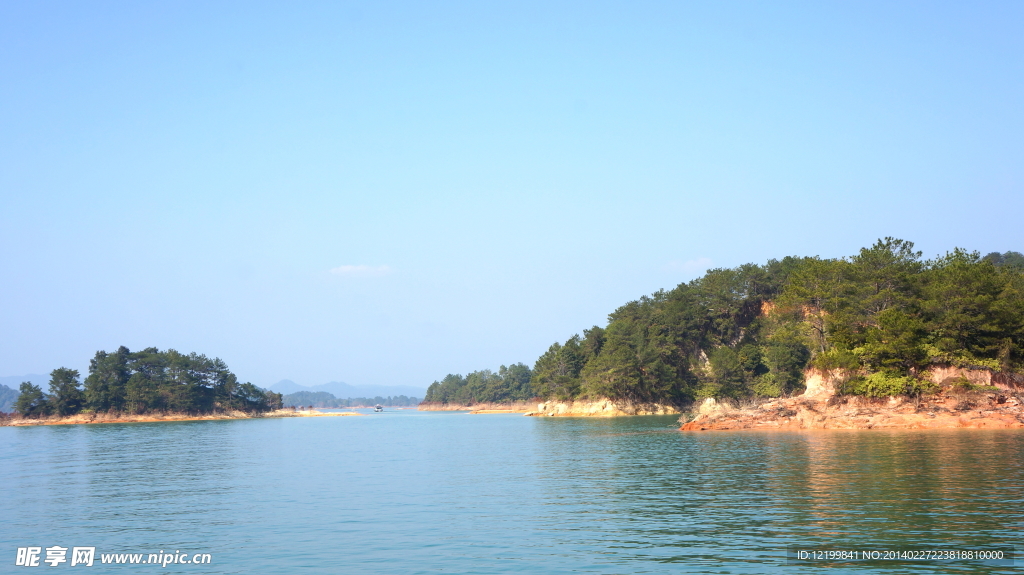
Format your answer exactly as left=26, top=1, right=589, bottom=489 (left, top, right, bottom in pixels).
left=1, top=414, right=1021, bottom=574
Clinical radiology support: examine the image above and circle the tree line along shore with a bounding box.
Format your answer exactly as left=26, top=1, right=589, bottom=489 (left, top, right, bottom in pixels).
left=281, top=390, right=421, bottom=408
left=6, top=239, right=1023, bottom=427
left=0, top=349, right=423, bottom=425
left=423, top=240, right=1024, bottom=414
left=6, top=347, right=283, bottom=422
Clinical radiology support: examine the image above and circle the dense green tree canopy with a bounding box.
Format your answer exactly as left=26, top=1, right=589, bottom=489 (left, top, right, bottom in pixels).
left=424, top=363, right=535, bottom=404
left=424, top=240, right=1024, bottom=405
left=14, top=347, right=282, bottom=418
left=14, top=382, right=48, bottom=417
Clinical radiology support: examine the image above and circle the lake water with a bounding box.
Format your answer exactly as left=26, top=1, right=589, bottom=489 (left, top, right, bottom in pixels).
left=2, top=410, right=1021, bottom=574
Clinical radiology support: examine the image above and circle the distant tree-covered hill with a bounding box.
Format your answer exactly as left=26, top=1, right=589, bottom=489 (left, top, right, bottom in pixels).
left=0, top=384, right=18, bottom=413
left=282, top=390, right=420, bottom=407
left=269, top=379, right=425, bottom=400
left=426, top=240, right=1024, bottom=405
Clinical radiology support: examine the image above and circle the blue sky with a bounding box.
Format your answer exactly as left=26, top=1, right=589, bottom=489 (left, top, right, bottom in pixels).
left=2, top=1, right=1022, bottom=390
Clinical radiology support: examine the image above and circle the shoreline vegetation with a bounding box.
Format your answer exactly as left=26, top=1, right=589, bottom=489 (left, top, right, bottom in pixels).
left=283, top=390, right=421, bottom=408
left=420, top=240, right=1024, bottom=430
left=1, top=408, right=363, bottom=427
left=418, top=400, right=535, bottom=413
left=418, top=399, right=681, bottom=416
left=8, top=240, right=1024, bottom=432
left=8, top=347, right=285, bottom=424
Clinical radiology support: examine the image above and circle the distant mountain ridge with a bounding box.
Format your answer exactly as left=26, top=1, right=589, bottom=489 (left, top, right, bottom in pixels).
left=0, top=375, right=49, bottom=413
left=269, top=379, right=426, bottom=399
left=0, top=384, right=18, bottom=412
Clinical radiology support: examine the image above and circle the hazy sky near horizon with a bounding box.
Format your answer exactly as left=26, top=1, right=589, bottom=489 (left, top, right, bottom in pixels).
left=2, top=1, right=1022, bottom=389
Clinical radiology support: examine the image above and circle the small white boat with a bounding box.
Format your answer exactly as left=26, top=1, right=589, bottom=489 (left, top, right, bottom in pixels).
left=373, top=404, right=384, bottom=412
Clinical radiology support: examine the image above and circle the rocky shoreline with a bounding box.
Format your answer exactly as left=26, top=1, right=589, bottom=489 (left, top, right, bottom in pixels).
left=680, top=390, right=1024, bottom=431
left=525, top=399, right=681, bottom=417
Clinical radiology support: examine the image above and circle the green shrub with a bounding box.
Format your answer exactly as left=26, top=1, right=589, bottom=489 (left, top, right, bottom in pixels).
left=945, top=377, right=999, bottom=394
left=752, top=374, right=785, bottom=397
left=841, top=372, right=931, bottom=397
left=812, top=347, right=861, bottom=371
left=923, top=345, right=1002, bottom=370
left=947, top=376, right=973, bottom=391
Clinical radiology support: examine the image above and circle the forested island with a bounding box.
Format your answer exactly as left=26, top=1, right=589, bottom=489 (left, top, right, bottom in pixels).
left=10, top=347, right=283, bottom=420
left=423, top=240, right=1024, bottom=417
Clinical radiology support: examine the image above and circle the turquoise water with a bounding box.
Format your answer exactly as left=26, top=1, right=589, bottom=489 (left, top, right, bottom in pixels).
left=2, top=410, right=1022, bottom=574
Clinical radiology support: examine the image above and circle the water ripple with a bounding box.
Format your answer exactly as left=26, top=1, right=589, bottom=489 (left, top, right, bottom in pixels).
left=1, top=414, right=1021, bottom=573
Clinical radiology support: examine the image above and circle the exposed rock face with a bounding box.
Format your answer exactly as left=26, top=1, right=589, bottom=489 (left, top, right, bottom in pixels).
left=526, top=399, right=681, bottom=417
left=696, top=397, right=735, bottom=418
left=925, top=366, right=993, bottom=387
left=993, top=372, right=1024, bottom=391
left=680, top=391, right=1024, bottom=431
left=799, top=366, right=1016, bottom=398
left=802, top=369, right=848, bottom=398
